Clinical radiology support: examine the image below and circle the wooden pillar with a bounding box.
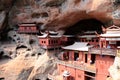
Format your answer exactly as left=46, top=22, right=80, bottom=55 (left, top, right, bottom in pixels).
left=87, top=53, right=91, bottom=64
left=99, top=38, right=102, bottom=48
left=79, top=52, right=82, bottom=62
left=104, top=37, right=107, bottom=48
left=69, top=51, right=72, bottom=61
left=69, top=51, right=74, bottom=61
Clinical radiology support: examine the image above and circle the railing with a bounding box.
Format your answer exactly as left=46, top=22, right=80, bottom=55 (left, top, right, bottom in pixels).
left=41, top=45, right=61, bottom=49
left=56, top=60, right=96, bottom=73
left=89, top=48, right=117, bottom=56
left=18, top=30, right=39, bottom=33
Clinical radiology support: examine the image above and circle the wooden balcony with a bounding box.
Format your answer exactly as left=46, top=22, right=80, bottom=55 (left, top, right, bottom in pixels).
left=56, top=60, right=96, bottom=73
left=89, top=48, right=117, bottom=56
left=41, top=45, right=61, bottom=49
left=18, top=30, right=39, bottom=33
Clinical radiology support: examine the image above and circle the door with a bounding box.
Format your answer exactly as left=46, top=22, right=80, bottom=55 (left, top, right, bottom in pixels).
left=74, top=52, right=79, bottom=61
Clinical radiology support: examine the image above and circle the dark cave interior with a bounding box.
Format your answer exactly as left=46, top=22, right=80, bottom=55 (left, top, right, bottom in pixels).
left=64, top=19, right=105, bottom=35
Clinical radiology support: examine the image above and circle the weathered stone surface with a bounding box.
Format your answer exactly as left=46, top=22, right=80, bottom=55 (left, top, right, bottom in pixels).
left=8, top=0, right=120, bottom=31
left=16, top=67, right=34, bottom=80
left=0, top=11, right=6, bottom=32
left=0, top=0, right=120, bottom=34
left=109, top=57, right=120, bottom=80
left=0, top=0, right=120, bottom=80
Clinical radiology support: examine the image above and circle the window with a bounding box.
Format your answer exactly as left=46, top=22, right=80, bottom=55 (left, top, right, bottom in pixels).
left=51, top=40, right=53, bottom=44
left=91, top=54, right=96, bottom=64
left=82, top=39, right=84, bottom=42
left=24, top=27, right=27, bottom=30
left=89, top=40, right=91, bottom=42
left=110, top=56, right=115, bottom=59
left=85, top=54, right=87, bottom=63
left=44, top=41, right=46, bottom=43
left=74, top=52, right=79, bottom=61
left=49, top=40, right=50, bottom=44
left=54, top=40, right=56, bottom=44
left=56, top=40, right=58, bottom=43
left=96, top=39, right=99, bottom=42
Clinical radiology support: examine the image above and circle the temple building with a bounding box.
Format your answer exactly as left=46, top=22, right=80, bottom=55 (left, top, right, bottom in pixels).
left=78, top=31, right=99, bottom=46
left=100, top=25, right=120, bottom=49
left=17, top=23, right=39, bottom=34
left=57, top=42, right=94, bottom=80
left=61, top=35, right=75, bottom=46
left=51, top=25, right=120, bottom=80
left=38, top=31, right=61, bottom=49
left=38, top=31, right=75, bottom=49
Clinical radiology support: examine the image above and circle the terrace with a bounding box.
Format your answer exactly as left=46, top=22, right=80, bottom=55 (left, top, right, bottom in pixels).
left=89, top=48, right=117, bottom=56
left=56, top=60, right=96, bottom=73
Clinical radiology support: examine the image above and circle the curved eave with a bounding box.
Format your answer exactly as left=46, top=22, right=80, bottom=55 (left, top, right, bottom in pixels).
left=100, top=34, right=120, bottom=38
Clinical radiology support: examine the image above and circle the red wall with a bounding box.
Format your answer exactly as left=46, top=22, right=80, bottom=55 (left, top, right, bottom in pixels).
left=80, top=38, right=99, bottom=46
left=61, top=36, right=68, bottom=42
left=57, top=64, right=66, bottom=75
left=79, top=52, right=84, bottom=61
left=39, top=37, right=61, bottom=48
left=96, top=55, right=114, bottom=80
left=39, top=38, right=49, bottom=46
left=66, top=66, right=76, bottom=80
left=76, top=69, right=84, bottom=80
left=18, top=26, right=38, bottom=33
left=58, top=50, right=115, bottom=80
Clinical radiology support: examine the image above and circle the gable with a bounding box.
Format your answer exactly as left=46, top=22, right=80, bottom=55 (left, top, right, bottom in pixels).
left=107, top=25, right=120, bottom=30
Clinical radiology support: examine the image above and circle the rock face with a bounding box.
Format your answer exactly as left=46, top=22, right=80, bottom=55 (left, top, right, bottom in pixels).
left=8, top=0, right=120, bottom=31
left=0, top=0, right=120, bottom=34
left=0, top=50, right=56, bottom=80
left=0, top=0, right=120, bottom=80
left=109, top=57, right=120, bottom=80
left=0, top=11, right=6, bottom=31
left=0, top=30, right=56, bottom=80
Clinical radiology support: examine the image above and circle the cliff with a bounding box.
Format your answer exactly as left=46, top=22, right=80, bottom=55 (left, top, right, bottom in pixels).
left=0, top=0, right=120, bottom=80
left=109, top=57, right=120, bottom=80
left=0, top=0, right=120, bottom=34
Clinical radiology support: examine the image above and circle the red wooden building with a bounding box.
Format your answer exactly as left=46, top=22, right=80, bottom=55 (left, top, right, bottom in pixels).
left=56, top=44, right=115, bottom=80
left=88, top=25, right=120, bottom=80
left=54, top=25, right=120, bottom=80
left=57, top=42, right=96, bottom=80
left=18, top=23, right=39, bottom=34
left=38, top=31, right=75, bottom=49
left=100, top=25, right=120, bottom=49
left=78, top=31, right=99, bottom=46
left=38, top=31, right=61, bottom=49
left=61, top=35, right=75, bottom=46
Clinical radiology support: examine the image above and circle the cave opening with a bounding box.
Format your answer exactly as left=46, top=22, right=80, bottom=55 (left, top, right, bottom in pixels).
left=64, top=19, right=105, bottom=35
left=16, top=45, right=27, bottom=50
